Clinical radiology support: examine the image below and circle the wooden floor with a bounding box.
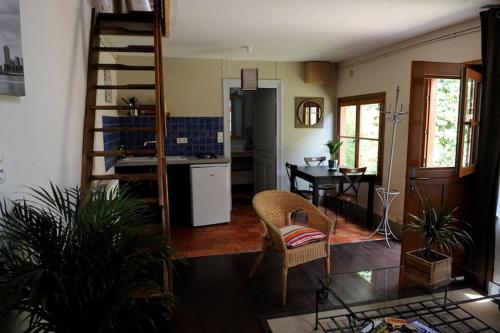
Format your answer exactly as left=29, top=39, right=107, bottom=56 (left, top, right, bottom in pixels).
left=166, top=240, right=401, bottom=333
left=171, top=192, right=384, bottom=257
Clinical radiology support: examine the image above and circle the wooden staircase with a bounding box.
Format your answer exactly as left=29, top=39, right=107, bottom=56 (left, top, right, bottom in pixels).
left=81, top=1, right=172, bottom=292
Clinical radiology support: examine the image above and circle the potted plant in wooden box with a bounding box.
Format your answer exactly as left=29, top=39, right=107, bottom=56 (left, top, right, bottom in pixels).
left=325, top=139, right=342, bottom=170
left=404, top=192, right=473, bottom=290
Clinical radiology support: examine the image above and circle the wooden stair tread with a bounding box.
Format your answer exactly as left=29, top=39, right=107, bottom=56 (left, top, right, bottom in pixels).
left=94, top=64, right=155, bottom=71
left=97, top=12, right=154, bottom=23
left=94, top=45, right=154, bottom=53
left=94, top=84, right=155, bottom=90
left=91, top=173, right=157, bottom=181
left=90, top=105, right=155, bottom=110
left=89, top=150, right=157, bottom=157
left=96, top=26, right=154, bottom=36
left=92, top=127, right=156, bottom=132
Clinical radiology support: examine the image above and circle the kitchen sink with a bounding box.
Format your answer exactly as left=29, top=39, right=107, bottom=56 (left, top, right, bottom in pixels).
left=165, top=155, right=188, bottom=161
left=115, top=155, right=189, bottom=167
left=120, top=156, right=157, bottom=162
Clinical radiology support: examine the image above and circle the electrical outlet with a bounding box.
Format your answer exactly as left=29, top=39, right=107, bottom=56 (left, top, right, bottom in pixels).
left=217, top=132, right=224, bottom=143
left=176, top=137, right=188, bottom=144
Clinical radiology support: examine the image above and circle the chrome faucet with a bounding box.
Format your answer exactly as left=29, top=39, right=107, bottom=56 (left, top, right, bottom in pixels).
left=143, top=140, right=157, bottom=147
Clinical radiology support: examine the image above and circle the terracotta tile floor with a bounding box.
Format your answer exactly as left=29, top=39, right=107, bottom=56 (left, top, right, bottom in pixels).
left=171, top=193, right=384, bottom=258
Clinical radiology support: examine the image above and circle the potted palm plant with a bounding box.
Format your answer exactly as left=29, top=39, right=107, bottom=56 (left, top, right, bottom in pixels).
left=404, top=192, right=473, bottom=290
left=0, top=183, right=177, bottom=333
left=325, top=139, right=342, bottom=170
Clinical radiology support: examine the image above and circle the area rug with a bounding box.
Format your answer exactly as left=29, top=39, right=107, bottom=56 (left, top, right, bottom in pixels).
left=261, top=289, right=500, bottom=332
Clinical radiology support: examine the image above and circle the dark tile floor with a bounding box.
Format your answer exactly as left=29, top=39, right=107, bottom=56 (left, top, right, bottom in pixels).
left=167, top=240, right=401, bottom=333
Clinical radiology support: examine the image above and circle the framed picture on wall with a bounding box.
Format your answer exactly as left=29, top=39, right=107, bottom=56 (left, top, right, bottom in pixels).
left=0, top=0, right=25, bottom=96
left=295, top=97, right=324, bottom=128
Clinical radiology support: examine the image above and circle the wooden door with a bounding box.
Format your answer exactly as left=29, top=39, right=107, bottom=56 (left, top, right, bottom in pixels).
left=254, top=88, right=277, bottom=192
left=402, top=61, right=478, bottom=263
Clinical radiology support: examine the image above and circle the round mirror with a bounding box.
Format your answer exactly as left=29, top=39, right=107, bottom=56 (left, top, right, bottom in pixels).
left=297, top=99, right=323, bottom=126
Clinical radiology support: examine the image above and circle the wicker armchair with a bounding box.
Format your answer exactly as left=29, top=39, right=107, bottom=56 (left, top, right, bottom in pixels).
left=249, top=190, right=334, bottom=305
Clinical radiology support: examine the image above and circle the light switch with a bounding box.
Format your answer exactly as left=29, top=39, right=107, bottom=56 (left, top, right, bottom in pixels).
left=217, top=132, right=224, bottom=143
left=0, top=169, right=5, bottom=184
left=0, top=153, right=4, bottom=162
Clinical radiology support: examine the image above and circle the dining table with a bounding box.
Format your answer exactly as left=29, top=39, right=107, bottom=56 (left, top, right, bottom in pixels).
left=289, top=165, right=376, bottom=227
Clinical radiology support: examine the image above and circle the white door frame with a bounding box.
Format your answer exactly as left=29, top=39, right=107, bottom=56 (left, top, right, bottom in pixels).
left=222, top=79, right=284, bottom=190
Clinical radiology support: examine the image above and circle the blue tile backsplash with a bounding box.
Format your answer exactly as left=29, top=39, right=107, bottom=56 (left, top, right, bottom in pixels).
left=102, top=116, right=224, bottom=171
left=102, top=116, right=121, bottom=171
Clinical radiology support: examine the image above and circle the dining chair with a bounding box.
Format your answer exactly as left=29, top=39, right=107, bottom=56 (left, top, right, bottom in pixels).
left=304, top=156, right=326, bottom=166
left=324, top=167, right=367, bottom=232
left=304, top=157, right=338, bottom=201
left=249, top=190, right=334, bottom=305
left=285, top=162, right=313, bottom=200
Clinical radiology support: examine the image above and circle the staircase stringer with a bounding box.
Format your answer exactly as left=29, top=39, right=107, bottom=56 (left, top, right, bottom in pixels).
left=153, top=0, right=173, bottom=293
left=81, top=9, right=99, bottom=189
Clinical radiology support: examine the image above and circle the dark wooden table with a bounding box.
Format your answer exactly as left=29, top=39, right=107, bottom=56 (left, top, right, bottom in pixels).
left=289, top=166, right=376, bottom=226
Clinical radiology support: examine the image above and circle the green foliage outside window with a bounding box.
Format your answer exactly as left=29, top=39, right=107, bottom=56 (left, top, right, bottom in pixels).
left=430, top=79, right=460, bottom=167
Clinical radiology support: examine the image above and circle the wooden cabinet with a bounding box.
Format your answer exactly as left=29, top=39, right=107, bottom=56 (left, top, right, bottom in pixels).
left=305, top=61, right=333, bottom=85
left=115, top=164, right=192, bottom=225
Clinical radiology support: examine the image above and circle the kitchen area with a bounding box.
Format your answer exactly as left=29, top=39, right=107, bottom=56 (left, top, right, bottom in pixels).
left=102, top=114, right=232, bottom=228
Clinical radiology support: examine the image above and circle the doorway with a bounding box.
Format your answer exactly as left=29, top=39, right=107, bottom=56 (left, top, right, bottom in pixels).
left=402, top=61, right=482, bottom=267
left=229, top=87, right=277, bottom=198
left=223, top=79, right=283, bottom=197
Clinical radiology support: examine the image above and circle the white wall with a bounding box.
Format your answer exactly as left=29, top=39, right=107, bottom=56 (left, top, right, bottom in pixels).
left=0, top=0, right=90, bottom=201
left=336, top=19, right=482, bottom=222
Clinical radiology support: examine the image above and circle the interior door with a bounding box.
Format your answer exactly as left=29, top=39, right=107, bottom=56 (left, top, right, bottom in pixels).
left=402, top=61, right=478, bottom=264
left=254, top=88, right=277, bottom=192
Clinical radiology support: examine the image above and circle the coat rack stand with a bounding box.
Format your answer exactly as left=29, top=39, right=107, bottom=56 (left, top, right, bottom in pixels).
left=365, top=87, right=407, bottom=247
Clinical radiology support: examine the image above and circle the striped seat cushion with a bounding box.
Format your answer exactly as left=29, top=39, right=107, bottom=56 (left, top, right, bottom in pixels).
left=280, top=225, right=326, bottom=249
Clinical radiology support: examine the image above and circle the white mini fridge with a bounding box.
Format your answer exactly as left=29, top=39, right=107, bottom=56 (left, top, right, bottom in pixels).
left=190, top=163, right=231, bottom=226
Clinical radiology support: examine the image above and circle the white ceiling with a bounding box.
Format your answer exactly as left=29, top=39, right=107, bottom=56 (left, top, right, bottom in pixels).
left=163, top=0, right=498, bottom=61
left=110, top=0, right=498, bottom=62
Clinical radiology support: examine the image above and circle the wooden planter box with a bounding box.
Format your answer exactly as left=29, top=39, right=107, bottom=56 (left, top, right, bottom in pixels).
left=404, top=250, right=452, bottom=290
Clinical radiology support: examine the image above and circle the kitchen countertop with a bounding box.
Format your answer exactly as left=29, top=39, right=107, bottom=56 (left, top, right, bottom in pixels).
left=114, top=155, right=231, bottom=167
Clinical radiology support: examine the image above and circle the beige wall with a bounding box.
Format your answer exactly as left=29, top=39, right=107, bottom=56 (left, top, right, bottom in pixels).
left=117, top=57, right=337, bottom=189
left=336, top=19, right=482, bottom=222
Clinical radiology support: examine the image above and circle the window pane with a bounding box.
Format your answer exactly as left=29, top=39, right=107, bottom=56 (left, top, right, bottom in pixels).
left=462, top=124, right=472, bottom=167
left=360, top=103, right=380, bottom=139
left=339, top=137, right=355, bottom=168
left=424, top=78, right=461, bottom=168
left=359, top=139, right=379, bottom=174
left=339, top=105, right=356, bottom=137
left=465, top=78, right=475, bottom=121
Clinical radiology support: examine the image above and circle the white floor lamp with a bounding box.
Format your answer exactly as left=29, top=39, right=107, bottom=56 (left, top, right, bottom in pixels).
left=365, top=87, right=407, bottom=247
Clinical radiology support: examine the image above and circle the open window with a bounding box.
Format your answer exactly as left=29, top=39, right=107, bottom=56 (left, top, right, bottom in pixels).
left=420, top=66, right=482, bottom=177
left=457, top=68, right=482, bottom=177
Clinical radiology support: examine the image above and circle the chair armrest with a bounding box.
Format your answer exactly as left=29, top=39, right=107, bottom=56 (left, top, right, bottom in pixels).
left=263, top=220, right=288, bottom=252
left=304, top=206, right=334, bottom=240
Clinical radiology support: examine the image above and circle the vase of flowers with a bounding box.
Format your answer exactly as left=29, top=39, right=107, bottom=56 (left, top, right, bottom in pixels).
left=325, top=139, right=342, bottom=170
